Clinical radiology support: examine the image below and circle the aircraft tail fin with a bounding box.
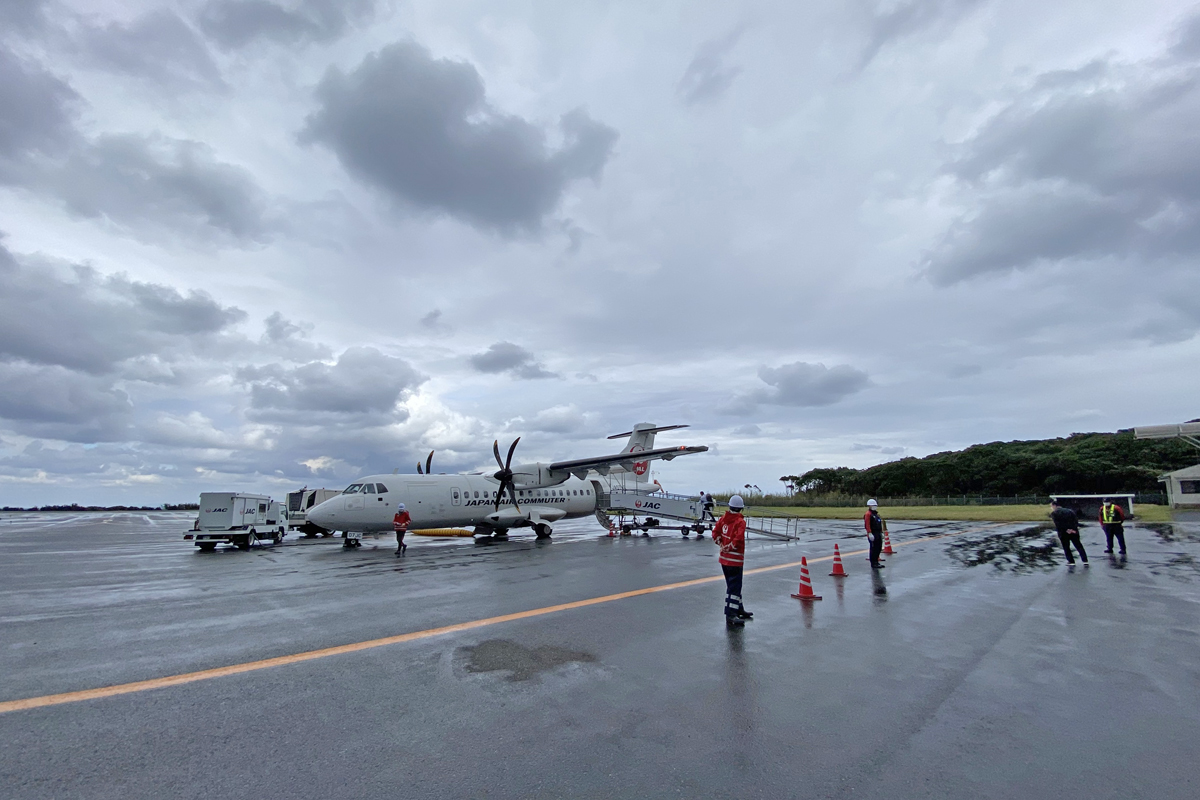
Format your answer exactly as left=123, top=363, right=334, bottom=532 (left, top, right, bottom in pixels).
left=606, top=424, right=689, bottom=482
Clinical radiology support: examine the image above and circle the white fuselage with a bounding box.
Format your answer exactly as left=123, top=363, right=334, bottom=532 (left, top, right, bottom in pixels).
left=307, top=473, right=601, bottom=533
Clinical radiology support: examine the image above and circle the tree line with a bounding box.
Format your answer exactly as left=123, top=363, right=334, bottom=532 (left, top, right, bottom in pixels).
left=782, top=431, right=1197, bottom=498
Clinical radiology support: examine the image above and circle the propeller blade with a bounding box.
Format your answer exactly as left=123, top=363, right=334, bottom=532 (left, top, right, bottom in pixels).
left=425, top=451, right=434, bottom=475
left=508, top=482, right=520, bottom=511
left=493, top=440, right=504, bottom=470
left=494, top=478, right=509, bottom=511
left=505, top=437, right=521, bottom=469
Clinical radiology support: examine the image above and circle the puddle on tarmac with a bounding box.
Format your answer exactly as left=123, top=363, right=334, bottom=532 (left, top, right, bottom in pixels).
left=1147, top=553, right=1200, bottom=582
left=946, top=525, right=1061, bottom=573
left=1141, top=523, right=1200, bottom=544
left=458, top=639, right=598, bottom=682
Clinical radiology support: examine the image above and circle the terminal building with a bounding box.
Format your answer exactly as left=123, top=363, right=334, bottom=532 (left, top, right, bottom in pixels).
left=1159, top=464, right=1200, bottom=509
left=1135, top=421, right=1200, bottom=510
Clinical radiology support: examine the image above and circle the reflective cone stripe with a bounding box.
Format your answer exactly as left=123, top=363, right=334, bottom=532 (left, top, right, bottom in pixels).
left=829, top=544, right=848, bottom=577
left=883, top=530, right=895, bottom=555
left=791, top=556, right=823, bottom=601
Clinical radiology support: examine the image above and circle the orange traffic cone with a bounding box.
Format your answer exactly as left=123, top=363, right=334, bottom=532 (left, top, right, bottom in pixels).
left=883, top=530, right=895, bottom=555
left=829, top=544, right=848, bottom=577
left=791, top=557, right=823, bottom=601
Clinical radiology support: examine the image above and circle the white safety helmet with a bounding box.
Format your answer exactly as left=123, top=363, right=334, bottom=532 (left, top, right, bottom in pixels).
left=397, top=503, right=406, bottom=511
left=867, top=499, right=878, bottom=508
left=728, top=494, right=745, bottom=510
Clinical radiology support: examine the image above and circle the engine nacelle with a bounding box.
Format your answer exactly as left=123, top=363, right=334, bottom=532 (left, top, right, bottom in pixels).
left=506, top=462, right=569, bottom=489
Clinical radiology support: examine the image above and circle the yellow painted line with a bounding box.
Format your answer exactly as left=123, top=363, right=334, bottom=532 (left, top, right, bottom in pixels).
left=0, top=523, right=1005, bottom=715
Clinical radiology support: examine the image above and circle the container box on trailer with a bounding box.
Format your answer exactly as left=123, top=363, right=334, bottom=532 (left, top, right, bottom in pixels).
left=286, top=488, right=341, bottom=535
left=185, top=493, right=286, bottom=551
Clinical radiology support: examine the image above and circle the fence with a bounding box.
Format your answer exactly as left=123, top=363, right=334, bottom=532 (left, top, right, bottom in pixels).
left=717, top=492, right=1169, bottom=508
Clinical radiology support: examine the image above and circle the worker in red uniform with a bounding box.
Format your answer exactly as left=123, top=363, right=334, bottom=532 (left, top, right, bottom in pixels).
left=713, top=494, right=750, bottom=626
left=1099, top=499, right=1127, bottom=554
left=393, top=503, right=411, bottom=556
left=864, top=499, right=886, bottom=568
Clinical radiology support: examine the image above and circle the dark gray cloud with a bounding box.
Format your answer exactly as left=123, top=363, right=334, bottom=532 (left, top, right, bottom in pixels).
left=78, top=9, right=223, bottom=88
left=0, top=362, right=131, bottom=437
left=925, top=41, right=1200, bottom=284
left=261, top=312, right=331, bottom=360
left=758, top=361, right=871, bottom=406
left=239, top=346, right=423, bottom=416
left=300, top=41, right=618, bottom=232
left=677, top=29, right=744, bottom=105
left=1, top=45, right=269, bottom=244
left=0, top=46, right=79, bottom=178
left=469, top=342, right=557, bottom=379
left=199, top=0, right=374, bottom=49
left=0, top=0, right=47, bottom=32
left=721, top=361, right=870, bottom=414
left=0, top=240, right=246, bottom=374
left=47, top=134, right=272, bottom=242
left=859, top=0, right=986, bottom=67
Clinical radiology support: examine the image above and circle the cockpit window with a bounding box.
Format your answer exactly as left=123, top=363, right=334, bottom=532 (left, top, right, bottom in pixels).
left=343, top=484, right=363, bottom=494
left=363, top=484, right=376, bottom=494
left=375, top=483, right=389, bottom=493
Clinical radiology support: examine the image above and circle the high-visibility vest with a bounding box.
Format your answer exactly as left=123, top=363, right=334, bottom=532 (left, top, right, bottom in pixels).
left=1101, top=505, right=1123, bottom=524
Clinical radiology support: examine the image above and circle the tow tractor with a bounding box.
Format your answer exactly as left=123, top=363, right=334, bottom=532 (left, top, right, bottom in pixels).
left=184, top=492, right=286, bottom=551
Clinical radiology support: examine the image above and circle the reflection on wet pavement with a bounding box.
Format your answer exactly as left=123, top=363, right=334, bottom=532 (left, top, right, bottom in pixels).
left=945, top=525, right=1061, bottom=572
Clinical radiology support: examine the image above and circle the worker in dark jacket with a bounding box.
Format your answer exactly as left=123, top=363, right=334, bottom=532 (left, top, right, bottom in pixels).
left=393, top=503, right=411, bottom=556
left=713, top=495, right=750, bottom=626
left=1051, top=500, right=1088, bottom=566
left=1099, top=499, right=1127, bottom=554
left=864, top=499, right=886, bottom=569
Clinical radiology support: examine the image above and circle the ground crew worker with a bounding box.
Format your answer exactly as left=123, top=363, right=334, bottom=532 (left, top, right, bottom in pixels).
left=1051, top=500, right=1088, bottom=566
left=1099, top=499, right=1127, bottom=554
left=702, top=491, right=715, bottom=523
left=864, top=499, right=886, bottom=569
left=393, top=503, right=411, bottom=556
left=713, top=494, right=751, bottom=626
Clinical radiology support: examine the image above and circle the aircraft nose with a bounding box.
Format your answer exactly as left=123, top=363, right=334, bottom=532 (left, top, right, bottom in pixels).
left=308, top=497, right=337, bottom=528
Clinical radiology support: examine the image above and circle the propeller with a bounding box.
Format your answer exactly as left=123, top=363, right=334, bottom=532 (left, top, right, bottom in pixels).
left=492, top=437, right=521, bottom=511
left=416, top=450, right=434, bottom=475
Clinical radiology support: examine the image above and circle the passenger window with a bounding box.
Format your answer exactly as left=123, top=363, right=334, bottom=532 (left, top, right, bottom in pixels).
left=344, top=484, right=363, bottom=494
left=452, top=489, right=460, bottom=499
left=363, top=484, right=376, bottom=494
left=376, top=483, right=389, bottom=493
left=474, top=491, right=479, bottom=498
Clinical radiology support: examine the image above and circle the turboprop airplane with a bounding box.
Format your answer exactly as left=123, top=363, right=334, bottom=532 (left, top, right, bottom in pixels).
left=306, top=423, right=706, bottom=540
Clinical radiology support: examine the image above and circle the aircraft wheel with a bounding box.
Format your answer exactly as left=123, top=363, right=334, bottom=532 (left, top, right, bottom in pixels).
left=534, top=524, right=552, bottom=539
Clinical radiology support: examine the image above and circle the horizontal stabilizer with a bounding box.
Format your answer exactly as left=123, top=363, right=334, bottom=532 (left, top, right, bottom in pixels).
left=607, top=424, right=689, bottom=440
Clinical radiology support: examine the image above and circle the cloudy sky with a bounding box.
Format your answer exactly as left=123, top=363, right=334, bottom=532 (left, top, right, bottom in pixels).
left=2, top=0, right=1198, bottom=505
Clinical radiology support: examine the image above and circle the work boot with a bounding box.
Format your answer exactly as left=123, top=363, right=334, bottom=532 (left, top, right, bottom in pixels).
left=725, top=614, right=744, bottom=628
left=737, top=609, right=754, bottom=620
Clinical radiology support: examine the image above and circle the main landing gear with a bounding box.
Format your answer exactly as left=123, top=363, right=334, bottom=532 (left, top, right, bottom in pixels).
left=534, top=523, right=553, bottom=540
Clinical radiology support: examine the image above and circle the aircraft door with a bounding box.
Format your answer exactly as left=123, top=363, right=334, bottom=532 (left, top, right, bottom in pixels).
left=451, top=486, right=462, bottom=507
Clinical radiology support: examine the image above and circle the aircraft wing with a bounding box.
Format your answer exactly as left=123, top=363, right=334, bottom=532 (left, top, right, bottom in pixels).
left=548, top=445, right=708, bottom=479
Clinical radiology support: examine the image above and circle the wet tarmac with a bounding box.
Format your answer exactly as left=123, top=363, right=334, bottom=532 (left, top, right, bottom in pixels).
left=2, top=511, right=1199, bottom=799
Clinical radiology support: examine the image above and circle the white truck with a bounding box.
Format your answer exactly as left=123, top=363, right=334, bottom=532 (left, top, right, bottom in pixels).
left=285, top=488, right=341, bottom=536
left=185, top=493, right=286, bottom=551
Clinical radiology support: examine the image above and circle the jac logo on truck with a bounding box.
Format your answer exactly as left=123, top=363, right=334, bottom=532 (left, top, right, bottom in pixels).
left=634, top=500, right=661, bottom=510
left=204, top=507, right=228, bottom=513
